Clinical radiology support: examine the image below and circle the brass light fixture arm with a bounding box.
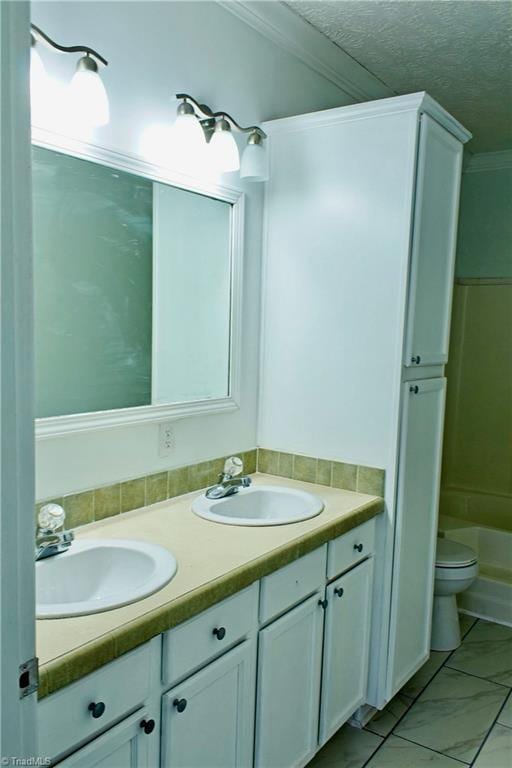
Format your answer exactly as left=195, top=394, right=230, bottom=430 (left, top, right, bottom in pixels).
left=31, top=23, right=108, bottom=67
left=176, top=93, right=266, bottom=139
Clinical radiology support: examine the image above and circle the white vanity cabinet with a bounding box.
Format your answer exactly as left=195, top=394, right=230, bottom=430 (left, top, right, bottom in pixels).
left=55, top=709, right=156, bottom=768
left=403, top=114, right=463, bottom=369
left=161, top=641, right=256, bottom=768
left=388, top=378, right=446, bottom=692
left=254, top=546, right=326, bottom=767
left=259, top=92, right=470, bottom=707
left=161, top=584, right=258, bottom=686
left=255, top=592, right=324, bottom=768
left=38, top=639, right=161, bottom=766
left=38, top=519, right=378, bottom=768
left=255, top=532, right=375, bottom=768
left=319, top=558, right=373, bottom=745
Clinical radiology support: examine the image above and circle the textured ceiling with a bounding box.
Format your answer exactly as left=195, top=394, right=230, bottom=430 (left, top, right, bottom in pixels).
left=286, top=0, right=512, bottom=152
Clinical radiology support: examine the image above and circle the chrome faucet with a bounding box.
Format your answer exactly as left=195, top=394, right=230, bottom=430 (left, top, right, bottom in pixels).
left=35, top=503, right=74, bottom=561
left=205, top=456, right=252, bottom=499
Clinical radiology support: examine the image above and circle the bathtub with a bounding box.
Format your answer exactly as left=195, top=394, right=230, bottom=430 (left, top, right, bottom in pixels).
left=440, top=518, right=512, bottom=626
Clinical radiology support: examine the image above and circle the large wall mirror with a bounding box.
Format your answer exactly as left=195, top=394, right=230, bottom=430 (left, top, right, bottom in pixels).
left=32, top=135, right=244, bottom=437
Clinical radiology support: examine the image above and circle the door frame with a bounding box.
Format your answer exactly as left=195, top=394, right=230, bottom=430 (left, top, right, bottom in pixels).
left=0, top=0, right=37, bottom=758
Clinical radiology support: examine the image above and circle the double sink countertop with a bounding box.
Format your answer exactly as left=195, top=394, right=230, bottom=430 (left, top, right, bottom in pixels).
left=37, top=473, right=384, bottom=699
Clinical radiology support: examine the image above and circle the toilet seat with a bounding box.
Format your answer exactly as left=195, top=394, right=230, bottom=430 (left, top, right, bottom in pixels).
left=435, top=538, right=477, bottom=569
left=434, top=561, right=478, bottom=582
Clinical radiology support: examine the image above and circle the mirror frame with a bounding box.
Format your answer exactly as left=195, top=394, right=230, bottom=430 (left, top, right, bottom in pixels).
left=32, top=127, right=245, bottom=439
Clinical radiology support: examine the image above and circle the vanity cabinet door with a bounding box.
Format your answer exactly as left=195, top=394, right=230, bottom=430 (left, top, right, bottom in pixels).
left=388, top=378, right=446, bottom=694
left=404, top=114, right=463, bottom=368
left=255, top=592, right=324, bottom=768
left=55, top=708, right=156, bottom=768
left=319, top=558, right=374, bottom=746
left=161, top=640, right=256, bottom=768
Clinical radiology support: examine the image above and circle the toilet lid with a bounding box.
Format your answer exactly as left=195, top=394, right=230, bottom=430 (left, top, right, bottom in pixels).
left=436, top=538, right=477, bottom=567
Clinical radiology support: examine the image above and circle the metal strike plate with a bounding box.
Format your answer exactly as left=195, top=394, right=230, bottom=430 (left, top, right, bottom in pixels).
left=19, top=656, right=39, bottom=698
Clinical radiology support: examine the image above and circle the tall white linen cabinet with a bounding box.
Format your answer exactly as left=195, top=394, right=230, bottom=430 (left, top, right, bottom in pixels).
left=258, top=93, right=471, bottom=708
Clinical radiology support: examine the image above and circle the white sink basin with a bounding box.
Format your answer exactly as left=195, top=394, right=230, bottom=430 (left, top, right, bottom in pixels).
left=36, top=539, right=177, bottom=619
left=192, top=485, right=324, bottom=526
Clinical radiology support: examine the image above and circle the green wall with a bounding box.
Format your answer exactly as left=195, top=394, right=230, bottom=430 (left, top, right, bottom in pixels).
left=442, top=162, right=512, bottom=529
left=33, top=147, right=153, bottom=417
left=455, top=166, right=512, bottom=278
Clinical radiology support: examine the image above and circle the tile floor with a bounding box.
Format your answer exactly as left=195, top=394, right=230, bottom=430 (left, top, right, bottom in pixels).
left=309, top=615, right=512, bottom=768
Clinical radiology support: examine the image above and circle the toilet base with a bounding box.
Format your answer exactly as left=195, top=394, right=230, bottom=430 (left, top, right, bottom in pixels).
left=431, top=594, right=461, bottom=651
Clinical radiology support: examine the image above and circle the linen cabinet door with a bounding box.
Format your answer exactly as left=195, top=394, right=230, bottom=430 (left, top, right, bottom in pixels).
left=55, top=709, right=156, bottom=768
left=255, top=592, right=324, bottom=768
left=388, top=378, right=446, bottom=695
left=404, top=114, right=463, bottom=368
left=161, top=641, right=256, bottom=768
left=319, top=558, right=373, bottom=745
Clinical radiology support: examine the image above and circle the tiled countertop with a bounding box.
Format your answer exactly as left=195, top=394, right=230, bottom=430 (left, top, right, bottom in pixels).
left=37, top=473, right=383, bottom=699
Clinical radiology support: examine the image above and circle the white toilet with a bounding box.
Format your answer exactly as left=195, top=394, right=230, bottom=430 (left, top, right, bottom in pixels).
left=431, top=537, right=478, bottom=651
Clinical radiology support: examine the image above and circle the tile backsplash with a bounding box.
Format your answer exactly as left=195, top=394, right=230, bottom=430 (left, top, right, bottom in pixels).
left=36, top=448, right=384, bottom=531
left=257, top=449, right=385, bottom=497
left=36, top=450, right=257, bottom=531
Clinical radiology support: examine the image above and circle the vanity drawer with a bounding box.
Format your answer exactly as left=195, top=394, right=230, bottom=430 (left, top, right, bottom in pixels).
left=162, top=583, right=258, bottom=686
left=38, top=641, right=154, bottom=762
left=327, top=519, right=375, bottom=579
left=259, top=545, right=327, bottom=625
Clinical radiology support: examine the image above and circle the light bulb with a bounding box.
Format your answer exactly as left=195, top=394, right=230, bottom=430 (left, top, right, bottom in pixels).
left=167, top=101, right=208, bottom=174
left=69, top=55, right=109, bottom=127
left=240, top=132, right=269, bottom=182
left=172, top=104, right=206, bottom=151
left=209, top=119, right=240, bottom=173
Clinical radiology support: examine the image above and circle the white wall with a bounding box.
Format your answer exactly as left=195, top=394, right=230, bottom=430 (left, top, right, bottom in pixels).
left=32, top=0, right=388, bottom=499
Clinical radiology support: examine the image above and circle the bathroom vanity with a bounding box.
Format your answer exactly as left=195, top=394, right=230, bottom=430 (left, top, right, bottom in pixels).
left=36, top=478, right=381, bottom=767
left=29, top=88, right=469, bottom=767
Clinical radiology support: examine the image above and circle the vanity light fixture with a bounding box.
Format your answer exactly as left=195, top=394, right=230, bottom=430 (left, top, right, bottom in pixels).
left=30, top=35, right=47, bottom=95
left=174, top=94, right=268, bottom=181
left=210, top=118, right=240, bottom=172
left=172, top=99, right=207, bottom=153
left=30, top=24, right=110, bottom=127
left=240, top=130, right=270, bottom=182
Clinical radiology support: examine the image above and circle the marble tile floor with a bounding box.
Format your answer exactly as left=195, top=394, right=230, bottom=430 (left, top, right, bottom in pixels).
left=309, top=615, right=512, bottom=768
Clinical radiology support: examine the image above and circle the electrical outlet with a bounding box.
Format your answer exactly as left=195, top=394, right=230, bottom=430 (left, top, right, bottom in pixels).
left=158, top=422, right=175, bottom=457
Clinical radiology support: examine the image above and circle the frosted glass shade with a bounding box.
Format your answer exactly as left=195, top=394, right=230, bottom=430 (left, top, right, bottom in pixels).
left=171, top=112, right=207, bottom=154
left=69, top=67, right=110, bottom=127
left=30, top=46, right=47, bottom=96
left=209, top=126, right=240, bottom=173
left=240, top=141, right=269, bottom=182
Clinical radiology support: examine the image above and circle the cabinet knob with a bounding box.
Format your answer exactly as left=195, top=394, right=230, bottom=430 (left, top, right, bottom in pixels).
left=411, top=355, right=421, bottom=364
left=140, top=718, right=155, bottom=735
left=173, top=698, right=187, bottom=713
left=318, top=598, right=328, bottom=610
left=88, top=701, right=106, bottom=719
left=212, top=626, right=226, bottom=640
left=334, top=587, right=344, bottom=598
left=409, top=385, right=419, bottom=394
left=353, top=543, right=363, bottom=553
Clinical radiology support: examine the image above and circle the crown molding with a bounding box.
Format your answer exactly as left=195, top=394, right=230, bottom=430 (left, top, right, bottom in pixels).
left=420, top=93, right=472, bottom=144
left=218, top=0, right=393, bottom=103
left=464, top=150, right=512, bottom=173
left=263, top=92, right=471, bottom=144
